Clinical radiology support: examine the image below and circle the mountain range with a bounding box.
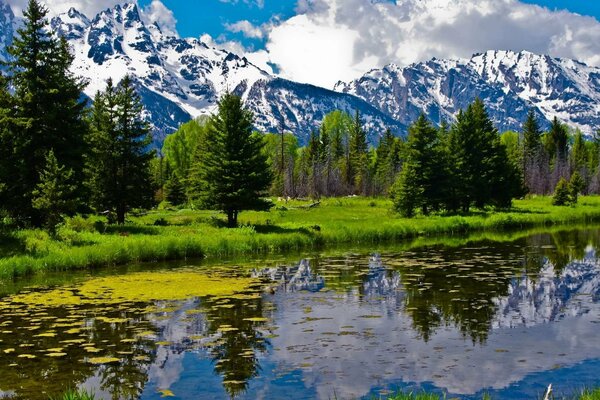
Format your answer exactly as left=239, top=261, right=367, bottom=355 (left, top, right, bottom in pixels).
left=2, top=1, right=600, bottom=146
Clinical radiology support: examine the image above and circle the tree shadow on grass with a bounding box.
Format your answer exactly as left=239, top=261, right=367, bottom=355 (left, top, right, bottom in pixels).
left=103, top=225, right=160, bottom=235
left=252, top=224, right=320, bottom=235
left=0, top=233, right=24, bottom=257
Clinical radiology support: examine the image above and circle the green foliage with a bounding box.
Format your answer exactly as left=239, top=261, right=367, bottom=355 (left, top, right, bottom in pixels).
left=0, top=0, right=88, bottom=226
left=161, top=116, right=209, bottom=182
left=2, top=196, right=600, bottom=280
left=390, top=161, right=422, bottom=217
left=553, top=178, right=571, bottom=206
left=164, top=173, right=187, bottom=206
left=548, top=116, right=569, bottom=161
left=348, top=110, right=369, bottom=193
left=569, top=171, right=585, bottom=204
left=447, top=98, right=522, bottom=211
left=522, top=109, right=542, bottom=161
left=391, top=114, right=446, bottom=216
left=86, top=76, right=154, bottom=224
left=49, top=388, right=96, bottom=400
left=31, top=150, right=77, bottom=232
left=188, top=93, right=273, bottom=227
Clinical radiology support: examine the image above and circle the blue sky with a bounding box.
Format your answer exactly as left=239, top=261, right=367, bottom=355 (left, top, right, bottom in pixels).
left=137, top=0, right=297, bottom=50
left=135, top=0, right=600, bottom=51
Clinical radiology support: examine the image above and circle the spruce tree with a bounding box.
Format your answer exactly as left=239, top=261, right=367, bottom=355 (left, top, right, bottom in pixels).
left=189, top=93, right=272, bottom=227
left=390, top=161, right=422, bottom=218
left=348, top=110, right=368, bottom=194
left=522, top=109, right=542, bottom=163
left=552, top=178, right=571, bottom=206
left=87, top=77, right=154, bottom=224
left=549, top=117, right=568, bottom=161
left=1, top=0, right=88, bottom=225
left=164, top=173, right=186, bottom=206
left=447, top=99, right=521, bottom=211
left=569, top=171, right=585, bottom=204
left=31, top=150, right=76, bottom=232
left=391, top=114, right=446, bottom=215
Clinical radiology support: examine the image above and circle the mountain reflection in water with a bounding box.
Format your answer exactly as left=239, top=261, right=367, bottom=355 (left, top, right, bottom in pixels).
left=0, top=229, right=600, bottom=399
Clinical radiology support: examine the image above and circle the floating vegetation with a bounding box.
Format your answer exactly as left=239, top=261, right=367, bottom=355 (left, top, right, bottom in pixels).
left=87, top=357, right=120, bottom=364
left=8, top=270, right=258, bottom=308
left=158, top=389, right=175, bottom=398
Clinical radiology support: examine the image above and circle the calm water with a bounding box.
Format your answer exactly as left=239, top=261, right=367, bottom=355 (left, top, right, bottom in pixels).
left=1, top=229, right=600, bottom=399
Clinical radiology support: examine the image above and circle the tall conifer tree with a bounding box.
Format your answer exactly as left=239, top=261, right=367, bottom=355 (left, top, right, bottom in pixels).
left=0, top=0, right=88, bottom=225
left=87, top=77, right=154, bottom=224
left=189, top=93, right=272, bottom=227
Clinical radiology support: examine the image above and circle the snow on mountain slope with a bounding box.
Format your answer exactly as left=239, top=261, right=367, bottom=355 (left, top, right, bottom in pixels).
left=335, top=55, right=548, bottom=133
left=44, top=2, right=402, bottom=146
left=4, top=0, right=600, bottom=145
left=470, top=50, right=600, bottom=134
left=336, top=50, right=600, bottom=135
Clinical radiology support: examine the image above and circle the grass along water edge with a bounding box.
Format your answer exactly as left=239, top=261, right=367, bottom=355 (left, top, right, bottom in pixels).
left=2, top=196, right=600, bottom=279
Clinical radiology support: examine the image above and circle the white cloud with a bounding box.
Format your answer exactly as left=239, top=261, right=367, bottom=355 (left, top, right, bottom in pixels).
left=247, top=0, right=600, bottom=88
left=142, top=0, right=178, bottom=37
left=225, top=20, right=264, bottom=39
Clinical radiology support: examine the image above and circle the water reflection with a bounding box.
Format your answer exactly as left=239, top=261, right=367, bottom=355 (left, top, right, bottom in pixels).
left=0, top=228, right=600, bottom=399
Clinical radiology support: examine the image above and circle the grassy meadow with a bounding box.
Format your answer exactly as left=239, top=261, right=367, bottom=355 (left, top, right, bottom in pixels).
left=2, top=196, right=600, bottom=279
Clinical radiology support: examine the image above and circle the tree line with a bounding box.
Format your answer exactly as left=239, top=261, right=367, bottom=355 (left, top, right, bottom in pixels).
left=0, top=0, right=154, bottom=229
left=3, top=1, right=598, bottom=232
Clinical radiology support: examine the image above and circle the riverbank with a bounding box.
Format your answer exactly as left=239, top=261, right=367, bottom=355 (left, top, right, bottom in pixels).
left=386, top=388, right=600, bottom=399
left=2, top=196, right=600, bottom=279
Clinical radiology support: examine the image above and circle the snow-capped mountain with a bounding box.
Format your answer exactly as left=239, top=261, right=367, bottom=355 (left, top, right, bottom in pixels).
left=336, top=50, right=600, bottom=135
left=4, top=1, right=600, bottom=146
left=44, top=3, right=402, bottom=146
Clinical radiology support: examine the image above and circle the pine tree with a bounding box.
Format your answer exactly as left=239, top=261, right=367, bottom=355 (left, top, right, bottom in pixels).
left=549, top=117, right=568, bottom=161
left=1, top=0, right=88, bottom=225
left=348, top=110, right=368, bottom=194
left=522, top=109, right=542, bottom=163
left=87, top=77, right=154, bottom=224
left=569, top=171, right=585, bottom=204
left=189, top=92, right=272, bottom=227
left=164, top=173, right=186, bottom=206
left=392, top=114, right=447, bottom=215
left=552, top=178, right=571, bottom=206
left=31, top=150, right=76, bottom=232
left=447, top=99, right=522, bottom=211
left=390, top=161, right=422, bottom=218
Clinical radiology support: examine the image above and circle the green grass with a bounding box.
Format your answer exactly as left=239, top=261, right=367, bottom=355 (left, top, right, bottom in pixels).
left=49, top=389, right=95, bottom=400
left=2, top=196, right=600, bottom=279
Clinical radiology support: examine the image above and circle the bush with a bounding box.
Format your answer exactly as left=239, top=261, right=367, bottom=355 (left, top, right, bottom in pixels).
left=23, top=230, right=52, bottom=255
left=64, top=215, right=96, bottom=233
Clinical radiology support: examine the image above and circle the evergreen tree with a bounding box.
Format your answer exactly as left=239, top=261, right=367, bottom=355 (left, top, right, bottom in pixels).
left=1, top=0, right=88, bottom=225
left=391, top=114, right=447, bottom=216
left=549, top=117, right=568, bottom=161
left=552, top=178, right=571, bottom=206
left=390, top=161, right=422, bottom=218
left=374, top=128, right=401, bottom=194
left=87, top=77, right=154, bottom=224
left=522, top=109, right=542, bottom=163
left=164, top=173, right=186, bottom=206
left=189, top=93, right=272, bottom=227
left=447, top=99, right=521, bottom=211
left=31, top=150, right=77, bottom=232
left=348, top=110, right=368, bottom=193
left=569, top=171, right=585, bottom=204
